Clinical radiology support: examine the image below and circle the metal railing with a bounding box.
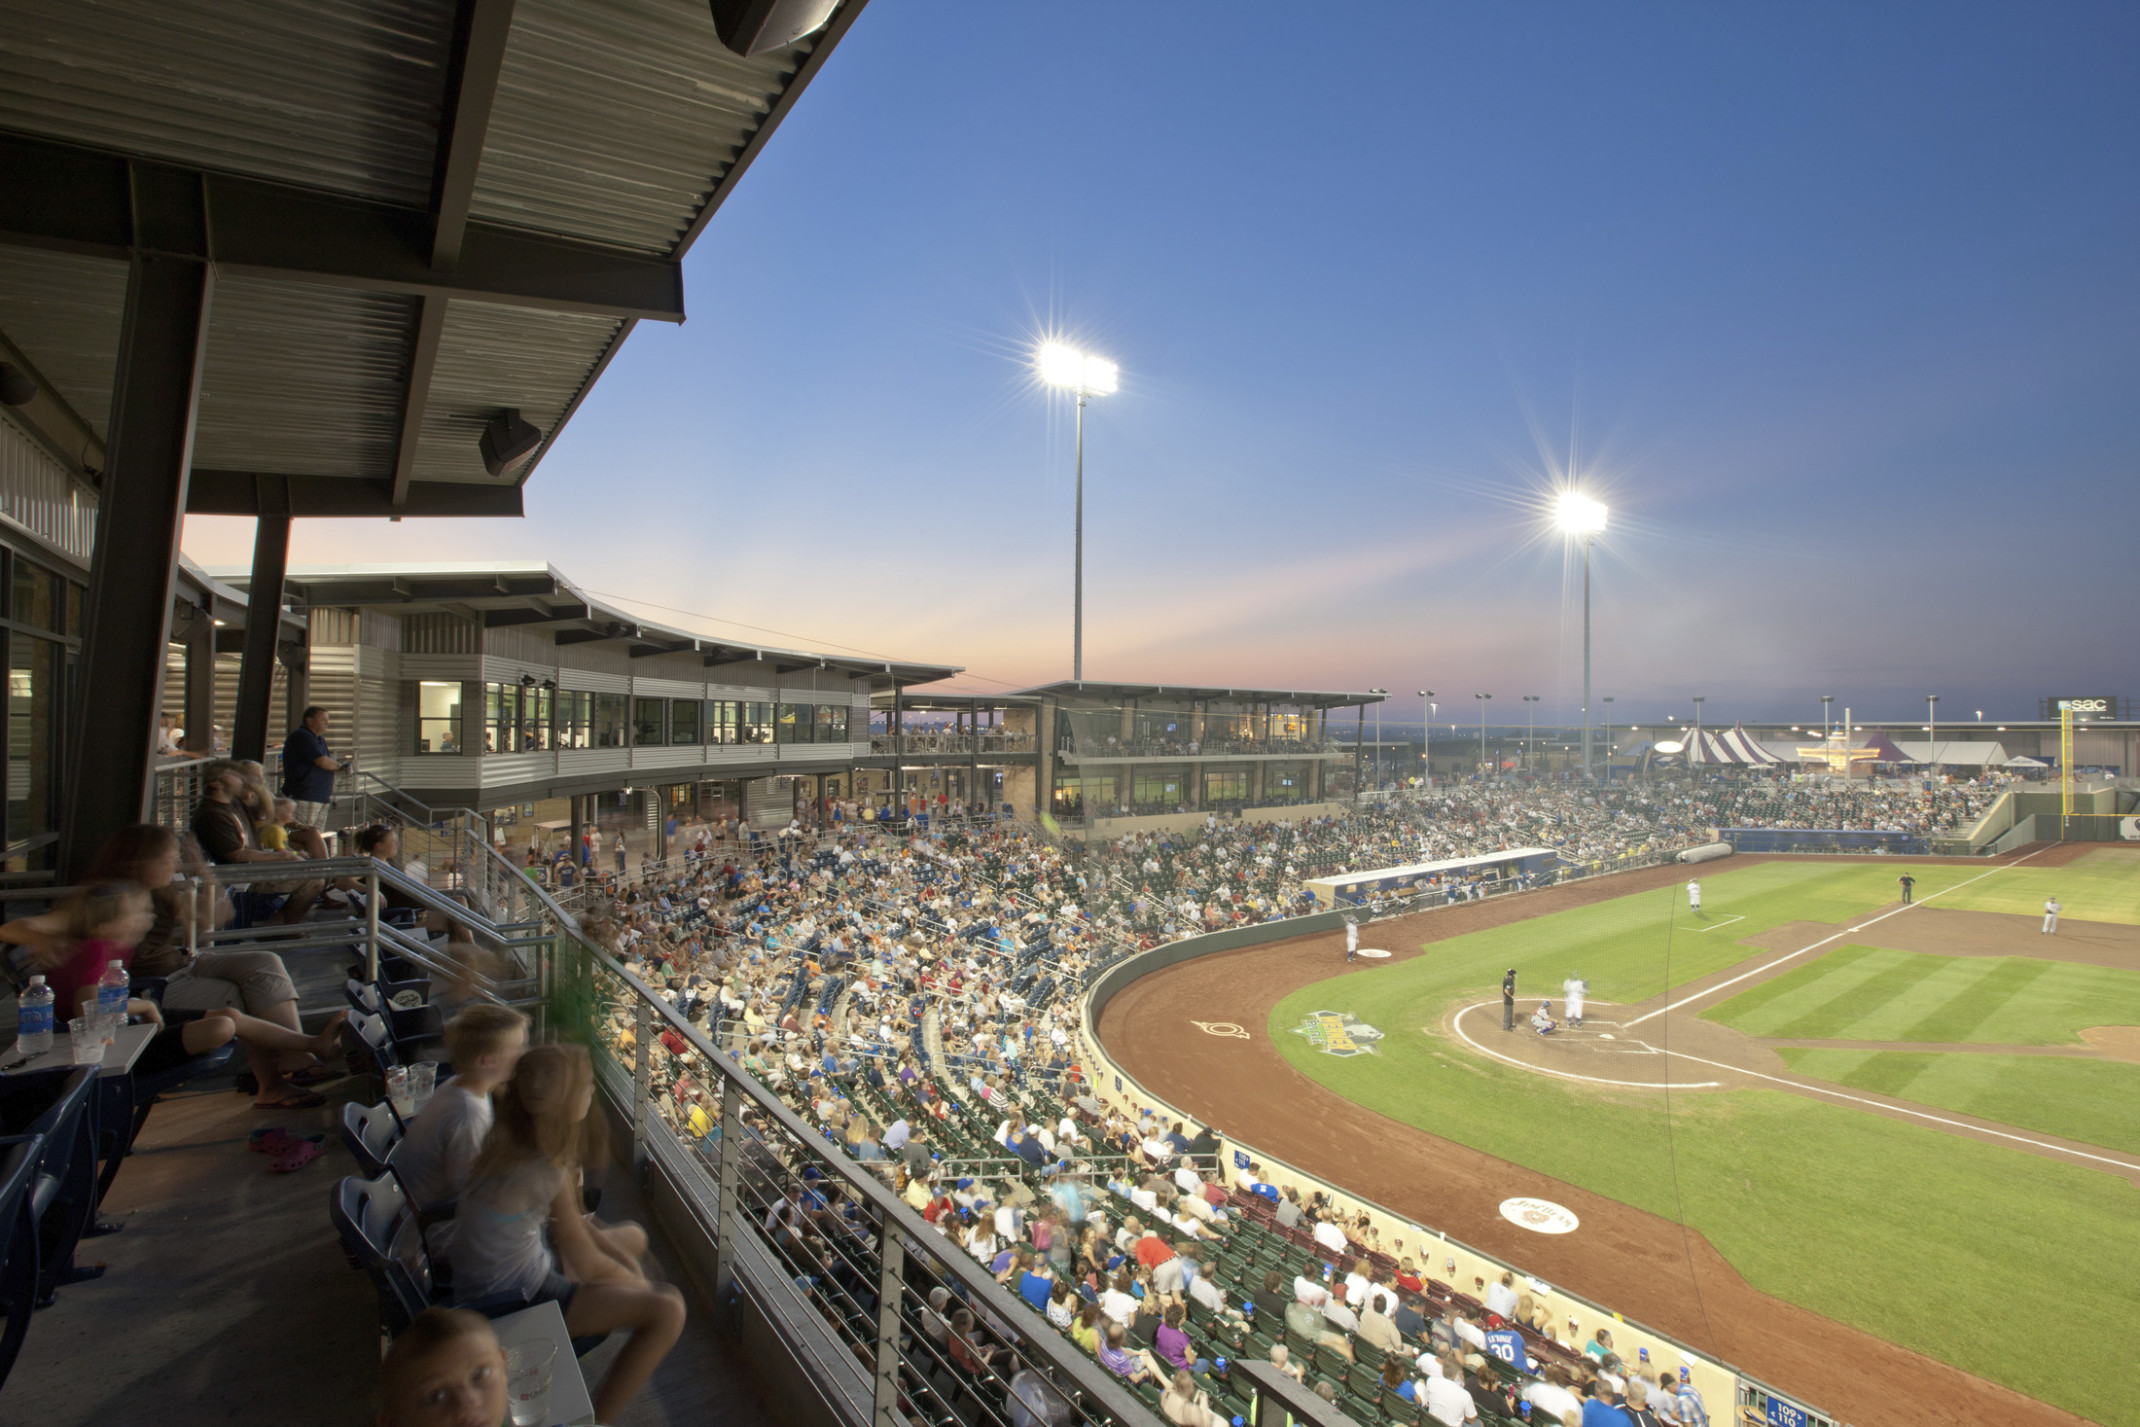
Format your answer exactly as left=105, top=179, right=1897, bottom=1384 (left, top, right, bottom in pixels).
left=868, top=732, right=1038, bottom=756
left=1059, top=738, right=1335, bottom=759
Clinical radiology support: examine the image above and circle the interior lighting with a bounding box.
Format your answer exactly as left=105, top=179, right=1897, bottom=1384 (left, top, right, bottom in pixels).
left=480, top=408, right=542, bottom=477
left=1038, top=342, right=1118, bottom=395
left=1554, top=491, right=1608, bottom=534
left=0, top=362, right=34, bottom=407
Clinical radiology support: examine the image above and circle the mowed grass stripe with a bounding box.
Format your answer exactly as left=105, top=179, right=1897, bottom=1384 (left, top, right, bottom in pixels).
left=1778, top=1048, right=2140, bottom=1157
left=1900, top=957, right=2052, bottom=1043
left=1714, top=949, right=2140, bottom=1046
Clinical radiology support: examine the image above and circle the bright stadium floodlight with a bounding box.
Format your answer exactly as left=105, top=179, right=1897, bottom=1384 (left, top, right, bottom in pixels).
left=1037, top=341, right=1120, bottom=680
left=1555, top=491, right=1609, bottom=534
left=1038, top=342, right=1117, bottom=396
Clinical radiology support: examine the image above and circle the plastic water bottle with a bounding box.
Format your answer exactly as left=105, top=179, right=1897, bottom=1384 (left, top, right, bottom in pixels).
left=17, top=974, right=54, bottom=1055
left=97, top=960, right=129, bottom=1021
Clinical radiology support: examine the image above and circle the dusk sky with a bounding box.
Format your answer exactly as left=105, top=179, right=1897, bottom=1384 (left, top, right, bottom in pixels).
left=183, top=2, right=2140, bottom=730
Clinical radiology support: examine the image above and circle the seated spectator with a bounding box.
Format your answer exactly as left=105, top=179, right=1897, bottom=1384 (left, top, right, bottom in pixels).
left=1153, top=1302, right=1207, bottom=1376
left=1525, top=1366, right=1585, bottom=1425
left=41, top=880, right=345, bottom=1112
left=396, top=1004, right=530, bottom=1243
left=1358, top=1294, right=1404, bottom=1353
left=1096, top=1322, right=1160, bottom=1385
left=1160, top=1370, right=1229, bottom=1427
left=1421, top=1350, right=1481, bottom=1424
left=948, top=1308, right=1000, bottom=1380
left=1485, top=1270, right=1520, bottom=1320
left=191, top=760, right=323, bottom=925
left=1267, top=1343, right=1304, bottom=1382
left=375, top=1306, right=507, bottom=1427
left=450, top=1043, right=686, bottom=1423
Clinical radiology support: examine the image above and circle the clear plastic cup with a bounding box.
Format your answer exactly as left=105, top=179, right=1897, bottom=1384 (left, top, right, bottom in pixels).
left=505, top=1339, right=556, bottom=1426
left=409, top=1060, right=437, bottom=1112
left=100, top=1010, right=123, bottom=1047
left=385, top=1065, right=415, bottom=1119
left=69, top=1018, right=104, bottom=1066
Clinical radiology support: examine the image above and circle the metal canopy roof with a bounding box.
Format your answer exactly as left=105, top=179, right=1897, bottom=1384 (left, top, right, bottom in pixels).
left=211, top=561, right=960, bottom=689
left=0, top=0, right=867, bottom=517
left=1015, top=681, right=1386, bottom=710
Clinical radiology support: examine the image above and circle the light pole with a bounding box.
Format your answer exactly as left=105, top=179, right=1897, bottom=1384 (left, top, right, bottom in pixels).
left=1522, top=695, right=1540, bottom=775
left=1370, top=689, right=1389, bottom=789
left=1926, top=694, right=1939, bottom=777
left=1475, top=694, right=1492, bottom=779
left=1691, top=695, right=1706, bottom=775
left=1038, top=342, right=1119, bottom=681
left=1419, top=691, right=1435, bottom=784
left=1602, top=696, right=1614, bottom=778
left=1821, top=694, right=1834, bottom=750
left=1555, top=493, right=1608, bottom=777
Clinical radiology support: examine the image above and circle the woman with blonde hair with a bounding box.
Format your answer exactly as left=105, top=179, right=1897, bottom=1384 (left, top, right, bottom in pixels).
left=450, top=1043, right=685, bottom=1422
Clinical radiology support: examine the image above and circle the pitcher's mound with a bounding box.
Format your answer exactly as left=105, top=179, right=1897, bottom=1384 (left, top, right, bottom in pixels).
left=2079, top=1027, right=2140, bottom=1063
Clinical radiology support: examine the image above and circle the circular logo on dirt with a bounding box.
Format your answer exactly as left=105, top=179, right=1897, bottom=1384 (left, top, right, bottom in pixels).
left=1498, top=1197, right=1579, bottom=1234
left=1192, top=1020, right=1251, bottom=1039
left=1292, top=1010, right=1385, bottom=1057
left=1355, top=948, right=1392, bottom=959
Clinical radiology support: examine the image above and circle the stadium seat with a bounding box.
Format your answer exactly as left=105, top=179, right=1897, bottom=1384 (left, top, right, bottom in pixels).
left=0, top=1134, right=42, bottom=1391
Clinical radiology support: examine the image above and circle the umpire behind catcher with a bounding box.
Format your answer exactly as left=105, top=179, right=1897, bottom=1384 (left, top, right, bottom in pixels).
left=1503, top=968, right=1518, bottom=1030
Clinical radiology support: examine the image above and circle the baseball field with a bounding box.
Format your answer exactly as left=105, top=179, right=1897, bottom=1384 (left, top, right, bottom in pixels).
left=1262, top=847, right=2140, bottom=1426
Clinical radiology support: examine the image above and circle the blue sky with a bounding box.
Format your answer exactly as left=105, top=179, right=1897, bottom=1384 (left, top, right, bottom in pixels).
left=184, top=2, right=2140, bottom=728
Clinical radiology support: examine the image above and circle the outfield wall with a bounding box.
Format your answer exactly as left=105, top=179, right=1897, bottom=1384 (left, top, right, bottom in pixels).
left=1077, top=910, right=1831, bottom=1427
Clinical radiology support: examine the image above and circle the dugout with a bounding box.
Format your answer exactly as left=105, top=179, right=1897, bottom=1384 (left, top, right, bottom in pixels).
left=1304, top=845, right=1559, bottom=906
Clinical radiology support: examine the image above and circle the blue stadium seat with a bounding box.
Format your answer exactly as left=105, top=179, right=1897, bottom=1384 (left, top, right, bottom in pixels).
left=0, top=1134, right=42, bottom=1390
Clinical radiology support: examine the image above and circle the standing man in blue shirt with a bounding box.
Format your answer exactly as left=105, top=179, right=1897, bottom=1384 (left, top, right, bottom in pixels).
left=281, top=705, right=345, bottom=828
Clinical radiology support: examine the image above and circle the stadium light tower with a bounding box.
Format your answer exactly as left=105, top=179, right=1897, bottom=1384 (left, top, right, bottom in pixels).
left=1926, top=694, right=1939, bottom=776
left=1038, top=341, right=1119, bottom=681
left=1474, top=693, right=1492, bottom=779
left=1556, top=492, right=1608, bottom=777
left=1821, top=694, right=1834, bottom=748
left=1522, top=695, right=1540, bottom=774
left=1370, top=689, right=1389, bottom=789
left=1419, top=691, right=1435, bottom=783
left=1602, top=696, right=1614, bottom=776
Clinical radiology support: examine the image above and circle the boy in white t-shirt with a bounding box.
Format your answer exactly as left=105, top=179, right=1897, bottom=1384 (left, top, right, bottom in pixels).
left=395, top=1004, right=529, bottom=1249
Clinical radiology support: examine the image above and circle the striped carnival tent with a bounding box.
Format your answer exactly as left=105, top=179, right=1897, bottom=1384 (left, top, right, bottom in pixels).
left=1684, top=724, right=1785, bottom=765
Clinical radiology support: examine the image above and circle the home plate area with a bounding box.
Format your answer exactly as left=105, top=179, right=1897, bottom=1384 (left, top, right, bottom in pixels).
left=1446, top=1000, right=1727, bottom=1091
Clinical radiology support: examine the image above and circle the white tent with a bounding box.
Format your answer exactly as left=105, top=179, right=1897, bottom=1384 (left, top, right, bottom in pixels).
left=1684, top=725, right=1783, bottom=765
left=1894, top=741, right=2009, bottom=768
left=2006, top=755, right=2049, bottom=769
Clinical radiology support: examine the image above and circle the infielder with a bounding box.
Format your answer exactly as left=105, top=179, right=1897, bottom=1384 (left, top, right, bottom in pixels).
left=2043, top=896, right=2061, bottom=935
left=1345, top=918, right=1359, bottom=961
left=1687, top=879, right=1702, bottom=916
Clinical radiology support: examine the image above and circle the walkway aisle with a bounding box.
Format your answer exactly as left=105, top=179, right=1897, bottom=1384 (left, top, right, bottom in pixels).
left=7, top=1075, right=770, bottom=1427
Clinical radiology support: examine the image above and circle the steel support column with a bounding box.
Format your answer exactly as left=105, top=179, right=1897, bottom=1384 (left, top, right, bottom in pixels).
left=60, top=248, right=213, bottom=879
left=183, top=618, right=216, bottom=753
left=232, top=511, right=290, bottom=763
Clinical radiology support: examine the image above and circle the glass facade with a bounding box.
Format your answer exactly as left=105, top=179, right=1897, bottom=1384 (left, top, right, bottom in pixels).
left=1130, top=767, right=1184, bottom=809
left=482, top=682, right=554, bottom=753
left=0, top=552, right=81, bottom=872
left=632, top=697, right=666, bottom=747
left=1202, top=767, right=1247, bottom=803
left=1264, top=761, right=1309, bottom=801
left=594, top=694, right=628, bottom=748
left=669, top=698, right=699, bottom=745
left=556, top=690, right=592, bottom=749
left=776, top=702, right=849, bottom=744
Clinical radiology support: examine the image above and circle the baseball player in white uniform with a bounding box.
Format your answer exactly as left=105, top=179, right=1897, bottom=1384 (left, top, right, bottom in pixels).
left=1345, top=919, right=1359, bottom=961
left=2043, top=896, right=2061, bottom=934
left=1687, top=879, right=1702, bottom=915
left=1563, top=976, right=1587, bottom=1028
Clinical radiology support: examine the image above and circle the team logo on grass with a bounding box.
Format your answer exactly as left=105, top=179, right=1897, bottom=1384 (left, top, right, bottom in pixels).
left=1292, top=1010, right=1384, bottom=1057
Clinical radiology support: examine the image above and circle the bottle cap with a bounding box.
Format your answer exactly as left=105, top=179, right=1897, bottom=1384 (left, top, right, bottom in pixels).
left=28, top=974, right=43, bottom=985
left=110, top=960, right=125, bottom=969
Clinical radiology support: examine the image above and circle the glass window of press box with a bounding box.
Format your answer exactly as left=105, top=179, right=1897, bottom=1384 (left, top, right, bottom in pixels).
left=556, top=690, right=592, bottom=749
left=669, top=699, right=699, bottom=745
left=4, top=552, right=83, bottom=873
left=1203, top=768, right=1248, bottom=803
left=483, top=682, right=553, bottom=753
left=633, top=698, right=666, bottom=747
left=416, top=681, right=463, bottom=753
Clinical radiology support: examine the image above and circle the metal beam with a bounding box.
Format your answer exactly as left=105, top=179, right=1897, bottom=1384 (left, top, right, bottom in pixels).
left=555, top=624, right=633, bottom=646
left=482, top=602, right=588, bottom=628
left=431, top=0, right=519, bottom=270
left=59, top=245, right=213, bottom=879
left=187, top=470, right=523, bottom=518
left=629, top=640, right=695, bottom=659
left=0, top=132, right=686, bottom=324
left=232, top=509, right=290, bottom=762
left=388, top=295, right=448, bottom=505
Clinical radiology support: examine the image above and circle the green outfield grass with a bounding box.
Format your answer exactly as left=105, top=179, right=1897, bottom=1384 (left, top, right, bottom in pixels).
left=1924, top=845, right=2140, bottom=924
left=1266, top=858, right=2140, bottom=1427
left=1776, top=1047, right=2140, bottom=1154
left=1703, top=945, right=2140, bottom=1043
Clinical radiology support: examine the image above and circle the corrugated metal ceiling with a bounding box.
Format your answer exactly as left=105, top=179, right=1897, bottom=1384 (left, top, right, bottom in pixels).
left=193, top=276, right=415, bottom=478
left=0, top=0, right=453, bottom=208
left=0, top=247, right=129, bottom=442
left=411, top=300, right=621, bottom=484
left=472, top=0, right=802, bottom=255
